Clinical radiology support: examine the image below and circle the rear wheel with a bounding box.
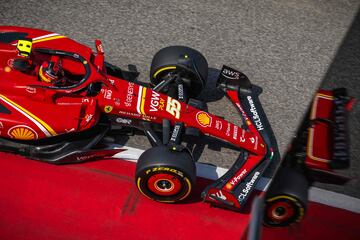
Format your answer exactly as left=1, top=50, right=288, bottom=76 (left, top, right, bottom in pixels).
left=264, top=167, right=309, bottom=227
left=150, top=46, right=208, bottom=99
left=135, top=146, right=196, bottom=202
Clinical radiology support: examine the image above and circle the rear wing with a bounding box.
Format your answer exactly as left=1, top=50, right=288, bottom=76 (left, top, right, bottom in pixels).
left=305, top=88, right=354, bottom=171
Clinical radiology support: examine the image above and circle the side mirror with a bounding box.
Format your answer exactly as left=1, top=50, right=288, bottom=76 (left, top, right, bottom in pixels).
left=94, top=39, right=105, bottom=72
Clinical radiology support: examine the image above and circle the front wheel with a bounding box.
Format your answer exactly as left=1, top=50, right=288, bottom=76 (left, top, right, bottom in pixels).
left=150, top=46, right=208, bottom=99
left=135, top=146, right=196, bottom=203
left=264, top=167, right=309, bottom=227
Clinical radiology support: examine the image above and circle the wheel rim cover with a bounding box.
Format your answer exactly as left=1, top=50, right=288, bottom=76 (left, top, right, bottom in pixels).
left=147, top=173, right=182, bottom=196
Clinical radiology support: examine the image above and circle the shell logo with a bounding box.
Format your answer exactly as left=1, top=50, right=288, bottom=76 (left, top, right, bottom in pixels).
left=8, top=125, right=38, bottom=140
left=196, top=111, right=212, bottom=127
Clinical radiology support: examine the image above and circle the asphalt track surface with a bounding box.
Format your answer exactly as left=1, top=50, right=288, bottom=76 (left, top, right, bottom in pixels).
left=1, top=1, right=359, bottom=198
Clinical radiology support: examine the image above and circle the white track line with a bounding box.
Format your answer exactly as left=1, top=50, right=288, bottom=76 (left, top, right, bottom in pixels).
left=309, top=187, right=360, bottom=213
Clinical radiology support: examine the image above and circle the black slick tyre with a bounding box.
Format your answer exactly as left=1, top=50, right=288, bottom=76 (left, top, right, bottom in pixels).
left=150, top=46, right=208, bottom=98
left=264, top=167, right=309, bottom=227
left=135, top=146, right=196, bottom=203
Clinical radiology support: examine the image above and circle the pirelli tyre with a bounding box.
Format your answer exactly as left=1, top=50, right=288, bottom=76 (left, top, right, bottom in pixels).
left=150, top=46, right=208, bottom=98
left=264, top=167, right=309, bottom=227
left=135, top=146, right=196, bottom=203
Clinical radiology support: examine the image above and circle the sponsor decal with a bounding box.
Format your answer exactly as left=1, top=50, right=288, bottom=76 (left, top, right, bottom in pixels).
left=166, top=97, right=181, bottom=119
left=142, top=115, right=155, bottom=121
left=149, top=91, right=165, bottom=112
left=0, top=121, right=3, bottom=128
left=125, top=82, right=135, bottom=107
left=116, top=118, right=132, bottom=124
left=170, top=125, right=181, bottom=142
left=215, top=120, right=223, bottom=130
left=26, top=87, right=36, bottom=94
left=85, top=114, right=93, bottom=123
left=240, top=129, right=246, bottom=142
left=82, top=98, right=90, bottom=103
left=254, top=136, right=258, bottom=150
left=226, top=123, right=231, bottom=136
left=221, top=68, right=240, bottom=80
left=211, top=190, right=227, bottom=200
left=159, top=98, right=165, bottom=110
left=102, top=89, right=112, bottom=100
left=236, top=103, right=249, bottom=121
left=109, top=79, right=115, bottom=85
left=178, top=84, right=184, bottom=100
left=238, top=171, right=260, bottom=201
left=8, top=125, right=38, bottom=140
left=76, top=154, right=97, bottom=161
left=247, top=96, right=264, bottom=131
left=228, top=169, right=247, bottom=188
left=233, top=126, right=238, bottom=140
left=119, top=110, right=142, bottom=118
left=250, top=137, right=255, bottom=144
left=333, top=95, right=349, bottom=160
left=104, top=105, right=113, bottom=113
left=7, top=59, right=14, bottom=67
left=96, top=42, right=104, bottom=53
left=196, top=111, right=212, bottom=127
left=114, top=98, right=121, bottom=106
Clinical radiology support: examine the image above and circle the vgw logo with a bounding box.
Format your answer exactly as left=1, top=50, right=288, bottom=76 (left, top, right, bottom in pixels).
left=149, top=91, right=165, bottom=112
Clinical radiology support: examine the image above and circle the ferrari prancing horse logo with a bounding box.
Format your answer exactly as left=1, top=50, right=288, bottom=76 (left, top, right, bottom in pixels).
left=104, top=105, right=113, bottom=113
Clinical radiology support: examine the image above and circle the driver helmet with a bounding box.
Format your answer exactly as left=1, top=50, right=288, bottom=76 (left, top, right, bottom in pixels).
left=39, top=61, right=64, bottom=83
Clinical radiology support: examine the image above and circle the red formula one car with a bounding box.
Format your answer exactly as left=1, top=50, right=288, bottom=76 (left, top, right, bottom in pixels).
left=0, top=26, right=280, bottom=214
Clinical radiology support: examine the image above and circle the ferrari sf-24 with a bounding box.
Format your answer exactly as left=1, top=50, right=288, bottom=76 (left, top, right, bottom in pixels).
left=0, top=26, right=281, bottom=216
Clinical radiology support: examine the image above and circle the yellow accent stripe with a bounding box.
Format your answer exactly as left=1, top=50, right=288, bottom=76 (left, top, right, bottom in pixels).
left=307, top=93, right=332, bottom=163
left=153, top=66, right=176, bottom=78
left=136, top=177, right=153, bottom=200
left=0, top=94, right=57, bottom=136
left=140, top=87, right=147, bottom=115
left=179, top=177, right=192, bottom=201
left=267, top=195, right=298, bottom=202
left=33, top=35, right=66, bottom=44
left=158, top=200, right=176, bottom=203
left=317, top=93, right=334, bottom=100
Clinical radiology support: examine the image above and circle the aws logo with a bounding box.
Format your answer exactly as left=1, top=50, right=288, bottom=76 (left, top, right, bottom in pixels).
left=196, top=111, right=212, bottom=127
left=8, top=125, right=38, bottom=140
left=221, top=68, right=240, bottom=80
